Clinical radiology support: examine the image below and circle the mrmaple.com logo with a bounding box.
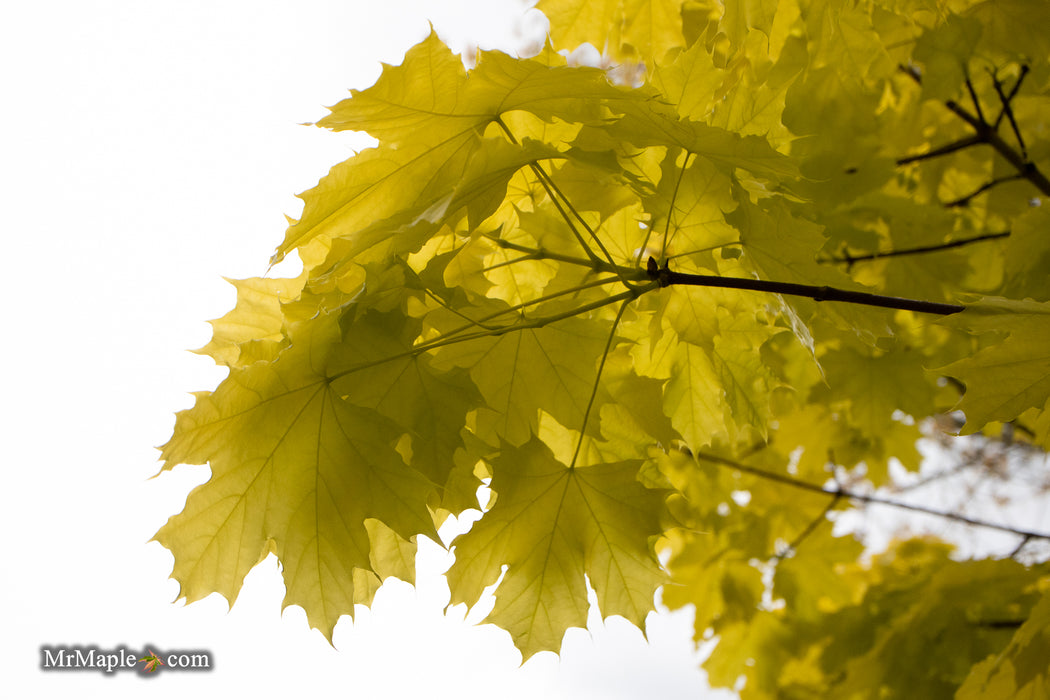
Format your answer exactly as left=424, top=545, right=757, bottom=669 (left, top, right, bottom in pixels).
left=41, top=645, right=212, bottom=675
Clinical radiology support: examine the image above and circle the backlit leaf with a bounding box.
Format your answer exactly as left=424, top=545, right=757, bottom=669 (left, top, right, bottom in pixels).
left=446, top=437, right=667, bottom=659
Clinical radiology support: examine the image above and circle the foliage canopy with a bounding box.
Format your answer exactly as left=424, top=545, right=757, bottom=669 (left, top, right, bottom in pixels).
left=157, top=0, right=1050, bottom=696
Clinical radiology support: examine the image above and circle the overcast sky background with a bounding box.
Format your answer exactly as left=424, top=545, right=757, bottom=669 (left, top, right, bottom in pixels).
left=0, top=1, right=729, bottom=697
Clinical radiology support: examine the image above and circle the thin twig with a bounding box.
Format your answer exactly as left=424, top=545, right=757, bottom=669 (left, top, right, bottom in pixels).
left=990, top=68, right=1029, bottom=159
left=888, top=461, right=972, bottom=495
left=972, top=619, right=1026, bottom=629
left=775, top=493, right=842, bottom=560
left=944, top=176, right=1025, bottom=207
left=692, top=451, right=1050, bottom=542
left=965, top=76, right=986, bottom=125
left=1010, top=534, right=1032, bottom=559
left=824, top=231, right=1010, bottom=265
left=493, top=116, right=628, bottom=280
left=897, top=64, right=1050, bottom=197
left=993, top=65, right=1029, bottom=130
left=896, top=135, right=983, bottom=166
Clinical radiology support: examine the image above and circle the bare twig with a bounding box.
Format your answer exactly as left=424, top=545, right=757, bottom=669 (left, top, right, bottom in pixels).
left=824, top=231, right=1010, bottom=265
left=775, top=493, right=842, bottom=559
left=897, top=64, right=1050, bottom=197
left=965, top=76, right=986, bottom=125
left=896, top=135, right=984, bottom=166
left=692, top=451, right=1050, bottom=542
left=944, top=176, right=1026, bottom=207
left=990, top=67, right=1029, bottom=159
left=993, top=65, right=1029, bottom=130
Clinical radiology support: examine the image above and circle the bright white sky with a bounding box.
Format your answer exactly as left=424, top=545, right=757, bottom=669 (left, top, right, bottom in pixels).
left=1, top=1, right=728, bottom=697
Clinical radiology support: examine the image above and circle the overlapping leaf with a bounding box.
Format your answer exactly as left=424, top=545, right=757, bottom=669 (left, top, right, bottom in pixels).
left=275, top=33, right=642, bottom=266
left=938, top=298, right=1050, bottom=434
left=538, top=0, right=687, bottom=63
left=431, top=315, right=617, bottom=447
left=958, top=589, right=1050, bottom=700
left=446, top=437, right=667, bottom=659
left=156, top=315, right=439, bottom=637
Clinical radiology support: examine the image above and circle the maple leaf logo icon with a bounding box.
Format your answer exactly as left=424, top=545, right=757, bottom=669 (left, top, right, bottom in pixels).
left=138, top=650, right=164, bottom=673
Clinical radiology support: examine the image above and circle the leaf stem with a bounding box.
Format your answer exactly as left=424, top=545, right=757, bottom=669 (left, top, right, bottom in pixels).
left=569, top=298, right=632, bottom=469
left=492, top=117, right=602, bottom=265
left=661, top=150, right=694, bottom=262
left=425, top=272, right=625, bottom=338
left=972, top=619, right=1027, bottom=629
left=493, top=116, right=626, bottom=277
left=965, top=76, right=985, bottom=125
left=491, top=236, right=642, bottom=278
left=326, top=285, right=654, bottom=383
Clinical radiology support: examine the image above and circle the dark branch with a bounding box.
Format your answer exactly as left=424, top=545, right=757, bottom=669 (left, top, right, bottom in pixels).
left=692, top=451, right=1050, bottom=542
left=972, top=619, right=1026, bottom=630
left=825, top=231, right=1010, bottom=265
left=897, top=64, right=1050, bottom=198
left=775, top=493, right=842, bottom=560
left=896, top=135, right=983, bottom=166
left=945, top=176, right=1026, bottom=207
left=647, top=258, right=964, bottom=315
left=991, top=67, right=1029, bottom=159
left=994, top=65, right=1029, bottom=130
left=1010, top=534, right=1032, bottom=559
left=965, top=76, right=986, bottom=125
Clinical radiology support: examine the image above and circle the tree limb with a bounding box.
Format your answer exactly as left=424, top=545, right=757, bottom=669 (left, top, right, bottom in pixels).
left=647, top=257, right=964, bottom=315
left=692, top=451, right=1050, bottom=542
left=824, top=231, right=1010, bottom=265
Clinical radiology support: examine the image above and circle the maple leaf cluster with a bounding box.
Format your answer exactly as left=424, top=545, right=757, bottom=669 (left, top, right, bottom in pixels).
left=156, top=0, right=1050, bottom=695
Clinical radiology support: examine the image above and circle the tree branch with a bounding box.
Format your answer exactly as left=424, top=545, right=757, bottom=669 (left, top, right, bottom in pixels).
left=775, top=492, right=842, bottom=560
left=824, top=231, right=1010, bottom=265
left=647, top=257, right=964, bottom=315
left=898, top=64, right=1050, bottom=198
left=965, top=76, right=986, bottom=125
left=896, top=135, right=983, bottom=166
left=990, top=67, right=1029, bottom=159
left=692, top=451, right=1050, bottom=542
left=972, top=619, right=1026, bottom=630
left=944, top=176, right=1025, bottom=208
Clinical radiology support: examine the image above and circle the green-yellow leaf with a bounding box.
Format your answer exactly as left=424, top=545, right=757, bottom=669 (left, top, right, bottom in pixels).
left=938, top=298, right=1050, bottom=433
left=156, top=315, right=439, bottom=639
left=431, top=316, right=616, bottom=446
left=194, top=276, right=305, bottom=367
left=958, top=589, right=1050, bottom=699
left=538, top=0, right=687, bottom=63
left=446, top=437, right=667, bottom=659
